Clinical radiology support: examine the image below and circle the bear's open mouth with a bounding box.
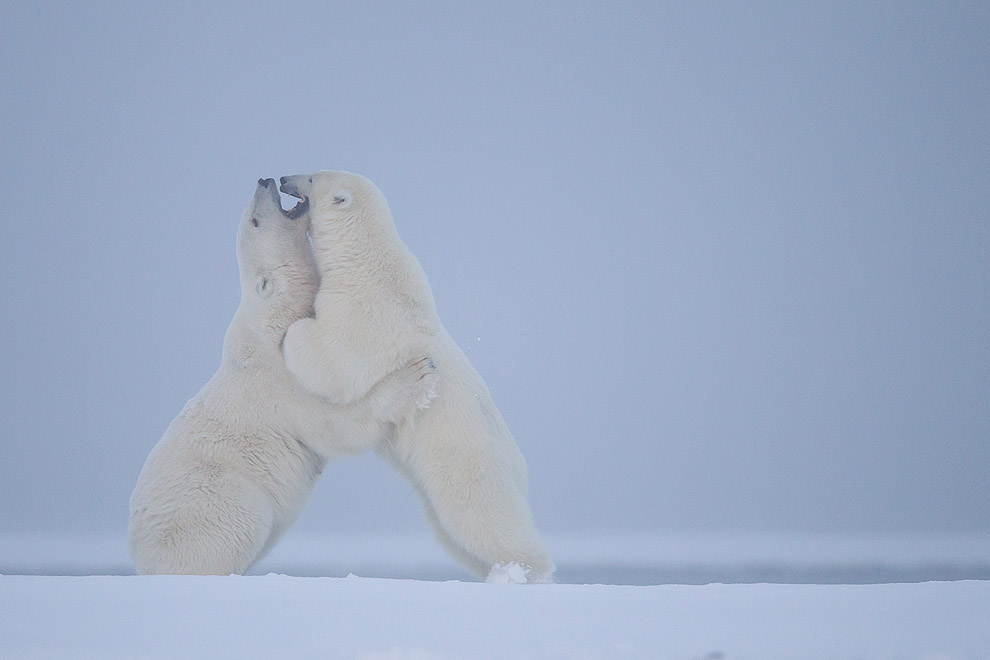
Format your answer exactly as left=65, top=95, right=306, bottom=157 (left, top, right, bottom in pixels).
left=283, top=194, right=309, bottom=220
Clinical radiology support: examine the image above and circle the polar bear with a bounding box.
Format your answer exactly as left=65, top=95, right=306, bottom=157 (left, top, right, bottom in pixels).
left=128, top=178, right=437, bottom=575
left=280, top=171, right=555, bottom=583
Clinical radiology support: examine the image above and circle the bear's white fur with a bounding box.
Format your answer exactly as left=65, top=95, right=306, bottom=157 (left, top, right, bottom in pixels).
left=280, top=171, right=555, bottom=583
left=128, top=179, right=437, bottom=575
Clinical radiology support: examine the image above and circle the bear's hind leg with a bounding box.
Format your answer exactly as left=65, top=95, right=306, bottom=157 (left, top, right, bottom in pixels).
left=420, top=497, right=490, bottom=579
left=131, top=474, right=273, bottom=575
left=425, top=477, right=555, bottom=584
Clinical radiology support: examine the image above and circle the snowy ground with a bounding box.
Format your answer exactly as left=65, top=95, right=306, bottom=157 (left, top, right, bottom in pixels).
left=2, top=533, right=989, bottom=659
left=3, top=531, right=989, bottom=584
left=3, top=575, right=989, bottom=659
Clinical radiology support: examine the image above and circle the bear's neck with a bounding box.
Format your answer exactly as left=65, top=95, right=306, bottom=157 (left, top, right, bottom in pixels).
left=223, top=266, right=318, bottom=368
left=221, top=303, right=301, bottom=371
left=309, top=212, right=406, bottom=285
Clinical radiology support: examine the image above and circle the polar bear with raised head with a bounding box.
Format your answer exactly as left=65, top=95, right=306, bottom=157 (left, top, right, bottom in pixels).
left=280, top=171, right=555, bottom=583
left=128, top=178, right=437, bottom=575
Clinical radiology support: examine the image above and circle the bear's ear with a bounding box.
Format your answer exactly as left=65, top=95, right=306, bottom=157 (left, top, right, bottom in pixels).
left=256, top=274, right=274, bottom=299
left=330, top=189, right=352, bottom=209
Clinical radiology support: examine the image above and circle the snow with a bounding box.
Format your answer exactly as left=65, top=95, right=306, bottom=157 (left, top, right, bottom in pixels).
left=3, top=531, right=989, bottom=584
left=485, top=562, right=531, bottom=584
left=1, top=532, right=989, bottom=659
left=1, top=574, right=988, bottom=660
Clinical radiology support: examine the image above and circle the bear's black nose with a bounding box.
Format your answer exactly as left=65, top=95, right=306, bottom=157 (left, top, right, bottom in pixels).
left=279, top=176, right=288, bottom=186
left=258, top=178, right=274, bottom=188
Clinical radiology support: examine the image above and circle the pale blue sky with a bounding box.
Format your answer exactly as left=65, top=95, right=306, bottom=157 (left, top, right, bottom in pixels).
left=1, top=1, right=988, bottom=536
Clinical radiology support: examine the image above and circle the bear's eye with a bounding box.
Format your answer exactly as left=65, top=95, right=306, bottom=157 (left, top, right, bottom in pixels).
left=251, top=218, right=259, bottom=227
left=332, top=196, right=346, bottom=205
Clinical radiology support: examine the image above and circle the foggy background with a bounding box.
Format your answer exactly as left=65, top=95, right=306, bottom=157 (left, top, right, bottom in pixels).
left=1, top=2, right=987, bottom=543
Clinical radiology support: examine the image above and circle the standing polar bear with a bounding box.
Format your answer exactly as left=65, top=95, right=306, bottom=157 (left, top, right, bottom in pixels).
left=280, top=171, right=555, bottom=583
left=128, top=178, right=437, bottom=575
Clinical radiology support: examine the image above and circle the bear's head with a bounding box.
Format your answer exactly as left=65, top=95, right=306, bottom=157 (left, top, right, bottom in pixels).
left=279, top=170, right=395, bottom=241
left=236, top=178, right=316, bottom=309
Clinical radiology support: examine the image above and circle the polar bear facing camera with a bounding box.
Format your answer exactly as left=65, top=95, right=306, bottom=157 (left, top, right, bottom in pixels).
left=281, top=171, right=555, bottom=583
left=128, top=178, right=437, bottom=575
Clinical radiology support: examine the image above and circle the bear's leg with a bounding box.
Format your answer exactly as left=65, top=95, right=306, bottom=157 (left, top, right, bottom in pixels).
left=131, top=474, right=273, bottom=575
left=283, top=316, right=381, bottom=405
left=423, top=474, right=555, bottom=584
left=294, top=356, right=438, bottom=458
left=420, top=497, right=490, bottom=579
